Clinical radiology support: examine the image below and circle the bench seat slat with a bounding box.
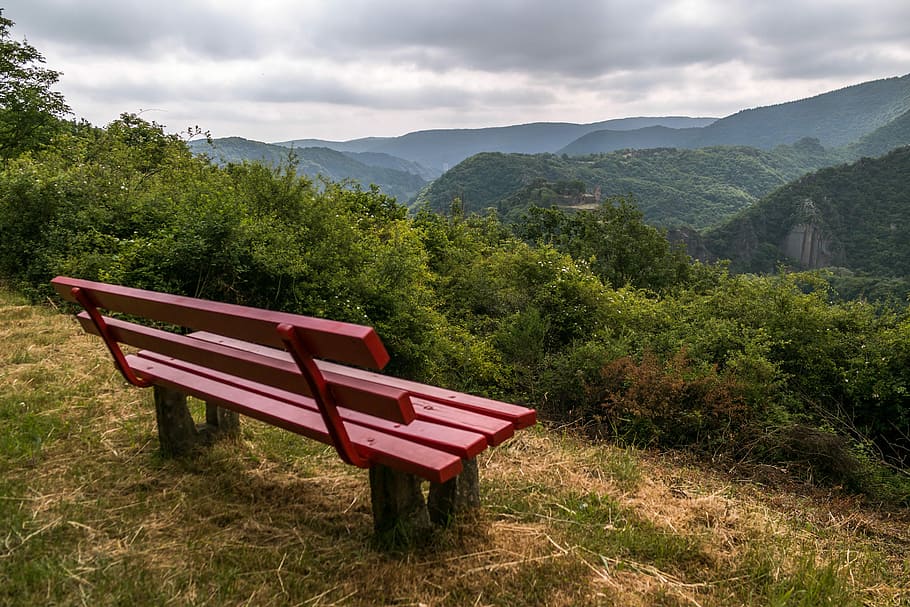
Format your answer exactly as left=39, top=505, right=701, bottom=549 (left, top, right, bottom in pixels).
left=76, top=313, right=416, bottom=424
left=133, top=352, right=488, bottom=459
left=190, top=331, right=537, bottom=429
left=146, top=333, right=515, bottom=445
left=127, top=355, right=463, bottom=483
left=410, top=398, right=514, bottom=446
left=52, top=276, right=389, bottom=369
left=343, top=369, right=535, bottom=429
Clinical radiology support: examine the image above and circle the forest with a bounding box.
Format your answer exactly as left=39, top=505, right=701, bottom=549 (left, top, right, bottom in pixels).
left=2, top=12, right=908, bottom=508
left=415, top=140, right=847, bottom=227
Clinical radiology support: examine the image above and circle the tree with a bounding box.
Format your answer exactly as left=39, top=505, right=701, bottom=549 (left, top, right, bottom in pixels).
left=0, top=10, right=70, bottom=159
left=514, top=196, right=691, bottom=291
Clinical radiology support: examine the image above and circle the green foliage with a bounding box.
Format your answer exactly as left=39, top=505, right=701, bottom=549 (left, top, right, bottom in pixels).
left=705, top=146, right=910, bottom=277
left=415, top=143, right=848, bottom=229
left=514, top=197, right=691, bottom=291
left=0, top=11, right=70, bottom=158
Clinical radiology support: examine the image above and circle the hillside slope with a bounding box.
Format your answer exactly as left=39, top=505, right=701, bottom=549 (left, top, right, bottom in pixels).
left=415, top=139, right=846, bottom=228
left=560, top=125, right=700, bottom=155
left=849, top=108, right=910, bottom=158
left=188, top=137, right=427, bottom=201
left=703, top=146, right=910, bottom=275
left=696, top=73, right=910, bottom=149
left=559, top=73, right=910, bottom=155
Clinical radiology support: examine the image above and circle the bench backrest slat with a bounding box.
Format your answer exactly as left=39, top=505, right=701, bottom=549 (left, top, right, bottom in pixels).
left=52, top=276, right=389, bottom=370
left=76, top=312, right=415, bottom=424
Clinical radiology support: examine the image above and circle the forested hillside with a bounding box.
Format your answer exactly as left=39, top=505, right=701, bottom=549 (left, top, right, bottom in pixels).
left=696, top=73, right=910, bottom=149
left=417, top=75, right=910, bottom=231
left=704, top=145, right=910, bottom=278
left=416, top=139, right=846, bottom=228
left=849, top=108, right=910, bottom=158
left=560, top=73, right=910, bottom=154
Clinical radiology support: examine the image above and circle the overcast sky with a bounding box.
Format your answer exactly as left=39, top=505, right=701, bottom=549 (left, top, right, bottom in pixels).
left=5, top=1, right=909, bottom=142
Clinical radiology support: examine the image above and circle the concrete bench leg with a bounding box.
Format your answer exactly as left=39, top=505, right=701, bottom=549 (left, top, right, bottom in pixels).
left=369, top=464, right=432, bottom=542
left=205, top=401, right=240, bottom=439
left=428, top=458, right=480, bottom=526
left=154, top=386, right=198, bottom=456
left=153, top=386, right=240, bottom=456
left=369, top=459, right=480, bottom=541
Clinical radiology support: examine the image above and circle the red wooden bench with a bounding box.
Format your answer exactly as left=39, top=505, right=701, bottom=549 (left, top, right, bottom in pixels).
left=51, top=276, right=535, bottom=536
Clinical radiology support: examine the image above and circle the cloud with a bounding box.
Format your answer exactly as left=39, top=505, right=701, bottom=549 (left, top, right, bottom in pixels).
left=3, top=0, right=908, bottom=141
left=4, top=0, right=266, bottom=58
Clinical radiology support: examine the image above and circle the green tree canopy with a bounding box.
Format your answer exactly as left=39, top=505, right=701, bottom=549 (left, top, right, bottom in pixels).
left=0, top=10, right=70, bottom=159
left=514, top=197, right=691, bottom=291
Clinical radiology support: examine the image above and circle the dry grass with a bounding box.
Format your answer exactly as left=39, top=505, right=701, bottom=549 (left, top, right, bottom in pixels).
left=1, top=289, right=908, bottom=606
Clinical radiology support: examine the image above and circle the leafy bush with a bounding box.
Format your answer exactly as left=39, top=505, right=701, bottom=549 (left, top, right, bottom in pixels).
left=597, top=350, right=752, bottom=449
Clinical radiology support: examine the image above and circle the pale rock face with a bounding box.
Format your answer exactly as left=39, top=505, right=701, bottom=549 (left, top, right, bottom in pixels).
left=779, top=197, right=841, bottom=269
left=781, top=222, right=837, bottom=269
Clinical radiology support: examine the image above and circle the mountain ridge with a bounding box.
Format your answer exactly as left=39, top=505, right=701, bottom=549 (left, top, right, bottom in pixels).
left=187, top=136, right=428, bottom=202
left=274, top=116, right=718, bottom=172
left=561, top=74, right=910, bottom=155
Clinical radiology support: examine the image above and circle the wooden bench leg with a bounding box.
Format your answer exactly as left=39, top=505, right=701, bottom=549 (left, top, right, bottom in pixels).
left=427, top=458, right=480, bottom=526
left=154, top=387, right=240, bottom=456
left=369, top=464, right=432, bottom=542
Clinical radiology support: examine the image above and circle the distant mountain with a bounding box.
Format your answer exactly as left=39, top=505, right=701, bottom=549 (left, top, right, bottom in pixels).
left=848, top=108, right=910, bottom=159
left=702, top=146, right=910, bottom=276
left=341, top=151, right=439, bottom=181
left=696, top=74, right=910, bottom=148
left=188, top=137, right=427, bottom=202
left=559, top=74, right=910, bottom=155
left=414, top=138, right=847, bottom=229
left=559, top=126, right=701, bottom=155
left=274, top=117, right=717, bottom=172
left=273, top=136, right=393, bottom=153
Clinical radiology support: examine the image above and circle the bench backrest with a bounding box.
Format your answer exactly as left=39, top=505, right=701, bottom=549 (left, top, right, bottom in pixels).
left=52, top=277, right=388, bottom=368
left=51, top=276, right=415, bottom=427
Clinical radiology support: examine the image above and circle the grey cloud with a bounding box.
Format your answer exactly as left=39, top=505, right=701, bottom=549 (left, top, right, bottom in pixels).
left=732, top=1, right=910, bottom=79
left=307, top=0, right=660, bottom=77
left=4, top=0, right=909, bottom=140
left=238, top=72, right=558, bottom=111
left=9, top=0, right=908, bottom=83
left=4, top=0, right=264, bottom=59
left=304, top=0, right=908, bottom=82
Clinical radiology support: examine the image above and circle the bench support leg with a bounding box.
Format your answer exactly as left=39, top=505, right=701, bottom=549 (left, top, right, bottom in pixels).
left=369, top=465, right=431, bottom=542
left=205, top=402, right=240, bottom=439
left=428, top=458, right=480, bottom=526
left=369, top=459, right=481, bottom=540
left=154, top=386, right=199, bottom=457
left=154, top=387, right=241, bottom=456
